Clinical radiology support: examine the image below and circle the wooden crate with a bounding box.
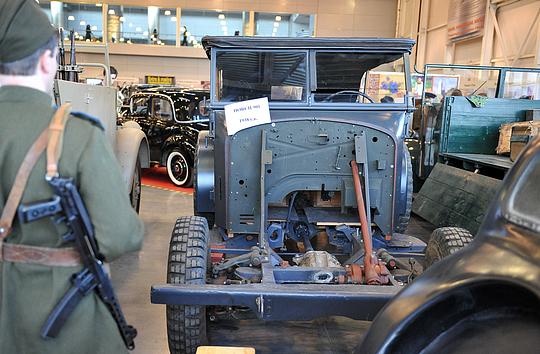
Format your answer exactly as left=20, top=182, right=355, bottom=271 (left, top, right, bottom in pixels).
left=510, top=121, right=540, bottom=161
left=497, top=121, right=540, bottom=155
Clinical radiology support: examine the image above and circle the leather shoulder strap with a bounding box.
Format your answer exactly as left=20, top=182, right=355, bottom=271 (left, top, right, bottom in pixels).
left=0, top=104, right=72, bottom=241
left=47, top=104, right=72, bottom=178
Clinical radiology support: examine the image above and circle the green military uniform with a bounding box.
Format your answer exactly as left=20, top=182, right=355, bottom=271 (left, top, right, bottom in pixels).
left=0, top=1, right=144, bottom=352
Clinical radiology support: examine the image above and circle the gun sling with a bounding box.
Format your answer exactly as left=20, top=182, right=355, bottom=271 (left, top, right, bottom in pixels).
left=0, top=104, right=81, bottom=266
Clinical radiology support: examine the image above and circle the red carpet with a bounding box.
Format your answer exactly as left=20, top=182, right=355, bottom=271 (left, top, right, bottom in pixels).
left=141, top=166, right=193, bottom=194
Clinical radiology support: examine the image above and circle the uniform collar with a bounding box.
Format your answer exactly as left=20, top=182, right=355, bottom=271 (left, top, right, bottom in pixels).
left=0, top=85, right=53, bottom=106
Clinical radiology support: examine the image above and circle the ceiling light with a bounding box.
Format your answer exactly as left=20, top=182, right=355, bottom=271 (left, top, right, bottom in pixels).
left=128, top=22, right=133, bottom=28
left=67, top=15, right=75, bottom=21
left=218, top=14, right=225, bottom=20
left=119, top=16, right=125, bottom=22
left=273, top=22, right=279, bottom=27
left=171, top=16, right=177, bottom=22
left=275, top=15, right=282, bottom=21
left=108, top=9, right=115, bottom=15
left=164, top=10, right=171, bottom=16
left=96, top=3, right=102, bottom=7
left=79, top=20, right=86, bottom=26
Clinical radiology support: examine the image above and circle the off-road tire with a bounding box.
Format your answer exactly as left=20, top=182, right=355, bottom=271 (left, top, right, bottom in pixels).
left=425, top=227, right=473, bottom=267
left=395, top=149, right=413, bottom=233
left=166, top=216, right=209, bottom=354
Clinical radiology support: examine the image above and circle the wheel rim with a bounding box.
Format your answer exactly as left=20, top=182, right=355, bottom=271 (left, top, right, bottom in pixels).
left=167, top=151, right=189, bottom=186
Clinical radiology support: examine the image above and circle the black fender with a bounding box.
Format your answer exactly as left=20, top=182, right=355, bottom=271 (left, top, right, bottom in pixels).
left=160, top=126, right=200, bottom=165
left=194, top=131, right=215, bottom=215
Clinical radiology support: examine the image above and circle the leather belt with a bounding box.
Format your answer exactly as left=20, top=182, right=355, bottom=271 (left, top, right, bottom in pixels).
left=1, top=243, right=82, bottom=267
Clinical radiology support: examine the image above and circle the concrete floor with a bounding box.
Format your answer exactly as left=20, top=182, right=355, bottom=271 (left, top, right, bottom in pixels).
left=111, top=186, right=433, bottom=354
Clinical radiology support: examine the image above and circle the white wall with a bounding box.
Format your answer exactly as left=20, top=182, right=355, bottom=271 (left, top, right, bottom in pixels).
left=398, top=0, right=540, bottom=69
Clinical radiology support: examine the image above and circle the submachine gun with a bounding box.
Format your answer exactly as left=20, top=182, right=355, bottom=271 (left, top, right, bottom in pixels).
left=18, top=176, right=137, bottom=349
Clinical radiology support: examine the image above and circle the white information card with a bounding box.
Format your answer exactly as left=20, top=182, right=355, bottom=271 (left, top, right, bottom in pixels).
left=224, top=97, right=272, bottom=136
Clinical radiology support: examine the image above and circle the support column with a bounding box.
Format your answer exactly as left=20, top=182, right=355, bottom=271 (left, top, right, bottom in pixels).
left=480, top=0, right=495, bottom=66
left=148, top=6, right=160, bottom=44
left=176, top=8, right=181, bottom=47
left=50, top=1, right=64, bottom=29
left=416, top=0, right=430, bottom=68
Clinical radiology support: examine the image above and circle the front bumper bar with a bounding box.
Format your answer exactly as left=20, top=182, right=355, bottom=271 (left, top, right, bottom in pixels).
left=151, top=283, right=401, bottom=321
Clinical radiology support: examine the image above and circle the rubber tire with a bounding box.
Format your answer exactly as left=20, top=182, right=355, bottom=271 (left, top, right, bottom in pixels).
left=425, top=227, right=473, bottom=267
left=395, top=148, right=413, bottom=233
left=166, top=216, right=209, bottom=354
left=166, top=149, right=194, bottom=187
left=129, top=159, right=141, bottom=213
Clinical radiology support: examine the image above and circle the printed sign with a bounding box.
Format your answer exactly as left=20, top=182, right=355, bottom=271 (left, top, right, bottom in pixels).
left=145, top=75, right=175, bottom=85
left=224, top=97, right=271, bottom=136
left=447, top=0, right=486, bottom=42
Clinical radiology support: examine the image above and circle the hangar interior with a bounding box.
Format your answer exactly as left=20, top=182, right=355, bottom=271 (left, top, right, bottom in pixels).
left=1, top=0, right=540, bottom=354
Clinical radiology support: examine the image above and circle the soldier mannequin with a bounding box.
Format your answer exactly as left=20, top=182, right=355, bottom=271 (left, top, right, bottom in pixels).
left=0, top=1, right=144, bottom=353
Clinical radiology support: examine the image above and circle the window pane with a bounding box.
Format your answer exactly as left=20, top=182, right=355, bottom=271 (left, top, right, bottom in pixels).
left=40, top=1, right=104, bottom=42
left=255, top=13, right=314, bottom=37
left=504, top=71, right=540, bottom=100
left=181, top=10, right=244, bottom=46
left=151, top=98, right=173, bottom=121
left=108, top=6, right=148, bottom=44
left=314, top=52, right=406, bottom=104
left=216, top=51, right=307, bottom=102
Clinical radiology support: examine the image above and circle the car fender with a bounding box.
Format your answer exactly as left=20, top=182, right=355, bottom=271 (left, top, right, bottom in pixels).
left=160, top=126, right=199, bottom=164
left=194, top=131, right=215, bottom=214
left=358, top=238, right=540, bottom=354
left=115, top=125, right=150, bottom=192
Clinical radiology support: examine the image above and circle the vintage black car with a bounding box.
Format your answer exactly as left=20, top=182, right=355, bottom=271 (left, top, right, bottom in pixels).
left=124, top=87, right=210, bottom=187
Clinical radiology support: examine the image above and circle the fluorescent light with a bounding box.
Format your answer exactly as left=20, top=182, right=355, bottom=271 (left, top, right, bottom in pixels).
left=171, top=16, right=177, bottom=22
left=79, top=20, right=86, bottom=26
left=96, top=3, right=102, bottom=7
left=67, top=16, right=75, bottom=21
left=119, top=16, right=125, bottom=22
left=108, top=9, right=115, bottom=15
left=218, top=14, right=225, bottom=20
left=164, top=10, right=171, bottom=16
left=275, top=15, right=282, bottom=21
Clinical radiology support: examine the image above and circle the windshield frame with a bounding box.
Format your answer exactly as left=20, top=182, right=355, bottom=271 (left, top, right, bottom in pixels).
left=210, top=47, right=413, bottom=111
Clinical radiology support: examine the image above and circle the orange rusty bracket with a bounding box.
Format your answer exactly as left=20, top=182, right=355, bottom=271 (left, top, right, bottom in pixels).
left=350, top=160, right=390, bottom=285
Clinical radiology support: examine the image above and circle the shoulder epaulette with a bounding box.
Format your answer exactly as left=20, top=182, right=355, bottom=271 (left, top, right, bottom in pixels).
left=70, top=111, right=105, bottom=131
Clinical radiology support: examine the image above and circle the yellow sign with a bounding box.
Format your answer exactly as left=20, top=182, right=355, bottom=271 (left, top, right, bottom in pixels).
left=145, top=75, right=175, bottom=85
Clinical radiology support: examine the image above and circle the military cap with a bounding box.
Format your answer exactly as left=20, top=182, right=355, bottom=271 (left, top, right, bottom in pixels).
left=0, top=0, right=56, bottom=63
